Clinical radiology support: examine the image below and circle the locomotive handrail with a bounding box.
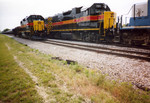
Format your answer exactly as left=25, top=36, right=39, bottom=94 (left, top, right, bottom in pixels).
left=99, top=21, right=102, bottom=34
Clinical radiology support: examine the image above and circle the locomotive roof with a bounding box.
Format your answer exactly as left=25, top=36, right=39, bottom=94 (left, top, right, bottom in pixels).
left=49, top=3, right=111, bottom=18
left=83, top=3, right=111, bottom=11
left=21, top=15, right=44, bottom=21
left=64, top=3, right=111, bottom=14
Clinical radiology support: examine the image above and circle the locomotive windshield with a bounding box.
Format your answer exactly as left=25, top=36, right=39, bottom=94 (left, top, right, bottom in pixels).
left=27, top=15, right=44, bottom=22
left=94, top=4, right=111, bottom=14
left=88, top=3, right=111, bottom=15
left=36, top=16, right=44, bottom=20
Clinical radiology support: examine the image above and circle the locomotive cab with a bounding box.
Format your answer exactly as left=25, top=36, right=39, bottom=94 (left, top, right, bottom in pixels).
left=14, top=15, right=46, bottom=40
left=129, top=1, right=150, bottom=26
left=119, top=0, right=150, bottom=45
left=89, top=3, right=111, bottom=15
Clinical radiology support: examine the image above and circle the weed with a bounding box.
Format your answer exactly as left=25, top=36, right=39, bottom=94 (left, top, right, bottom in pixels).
left=70, top=64, right=83, bottom=73
left=52, top=88, right=61, bottom=95
left=48, top=83, right=57, bottom=88
left=84, top=69, right=90, bottom=77
left=96, top=74, right=106, bottom=86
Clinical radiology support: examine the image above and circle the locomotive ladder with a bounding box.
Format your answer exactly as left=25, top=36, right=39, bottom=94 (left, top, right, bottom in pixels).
left=99, top=21, right=105, bottom=41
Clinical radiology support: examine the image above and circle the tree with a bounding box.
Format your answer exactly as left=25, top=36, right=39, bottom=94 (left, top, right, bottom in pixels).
left=2, top=28, right=10, bottom=33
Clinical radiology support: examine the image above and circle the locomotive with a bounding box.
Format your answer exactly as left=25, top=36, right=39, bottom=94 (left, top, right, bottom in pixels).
left=45, top=3, right=117, bottom=43
left=119, top=0, right=150, bottom=45
left=13, top=15, right=45, bottom=39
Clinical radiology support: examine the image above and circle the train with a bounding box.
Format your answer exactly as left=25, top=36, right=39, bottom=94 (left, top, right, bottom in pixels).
left=13, top=15, right=46, bottom=39
left=13, top=0, right=150, bottom=45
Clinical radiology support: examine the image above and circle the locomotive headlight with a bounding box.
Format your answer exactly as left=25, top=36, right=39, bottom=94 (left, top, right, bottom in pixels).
left=111, top=13, right=114, bottom=17
left=38, top=21, right=41, bottom=24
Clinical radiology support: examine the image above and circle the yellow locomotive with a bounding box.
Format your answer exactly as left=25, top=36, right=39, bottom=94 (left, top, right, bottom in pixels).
left=13, top=15, right=46, bottom=39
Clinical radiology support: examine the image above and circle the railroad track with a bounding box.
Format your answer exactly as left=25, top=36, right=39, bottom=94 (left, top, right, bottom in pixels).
left=42, top=39, right=150, bottom=62
left=6, top=34, right=150, bottom=62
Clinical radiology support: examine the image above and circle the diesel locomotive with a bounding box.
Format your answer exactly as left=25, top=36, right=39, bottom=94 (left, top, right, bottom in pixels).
left=45, top=3, right=117, bottom=43
left=13, top=15, right=45, bottom=39
left=119, top=0, right=150, bottom=45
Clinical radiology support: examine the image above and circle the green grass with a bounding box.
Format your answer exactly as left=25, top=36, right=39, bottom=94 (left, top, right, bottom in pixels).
left=0, top=34, right=43, bottom=103
left=0, top=34, right=150, bottom=103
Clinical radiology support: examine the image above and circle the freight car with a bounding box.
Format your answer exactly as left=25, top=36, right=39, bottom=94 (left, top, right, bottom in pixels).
left=118, top=0, right=150, bottom=45
left=46, top=3, right=117, bottom=43
left=13, top=15, right=46, bottom=39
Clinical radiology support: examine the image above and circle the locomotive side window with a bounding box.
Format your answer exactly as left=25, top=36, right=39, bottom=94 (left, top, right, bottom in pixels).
left=76, top=8, right=81, bottom=14
left=20, top=21, right=22, bottom=25
left=89, top=8, right=95, bottom=15
left=27, top=17, right=32, bottom=22
left=96, top=5, right=102, bottom=8
left=85, top=10, right=89, bottom=15
left=63, top=11, right=72, bottom=16
left=132, top=2, right=148, bottom=17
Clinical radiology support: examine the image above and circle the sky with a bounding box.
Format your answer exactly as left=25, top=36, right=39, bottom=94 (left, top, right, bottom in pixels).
left=0, top=0, right=148, bottom=31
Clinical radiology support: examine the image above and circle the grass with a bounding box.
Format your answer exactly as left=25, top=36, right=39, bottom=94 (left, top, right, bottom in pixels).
left=0, top=34, right=150, bottom=103
left=0, top=34, right=43, bottom=103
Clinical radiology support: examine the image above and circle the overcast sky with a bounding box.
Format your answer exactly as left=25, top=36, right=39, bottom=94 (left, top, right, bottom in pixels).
left=0, top=0, right=147, bottom=31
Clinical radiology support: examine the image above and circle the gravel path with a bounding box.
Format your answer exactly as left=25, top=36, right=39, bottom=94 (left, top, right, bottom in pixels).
left=12, top=36, right=150, bottom=90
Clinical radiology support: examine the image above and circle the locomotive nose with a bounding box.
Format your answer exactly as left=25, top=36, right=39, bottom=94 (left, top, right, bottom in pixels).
left=33, top=20, right=44, bottom=31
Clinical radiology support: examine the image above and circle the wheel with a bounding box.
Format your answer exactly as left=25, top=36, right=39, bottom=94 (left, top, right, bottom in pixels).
left=106, top=32, right=114, bottom=43
left=121, top=32, right=131, bottom=45
left=143, top=33, right=149, bottom=45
